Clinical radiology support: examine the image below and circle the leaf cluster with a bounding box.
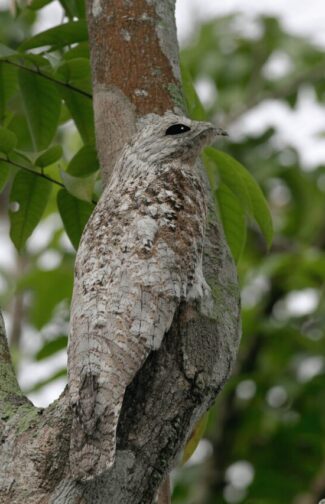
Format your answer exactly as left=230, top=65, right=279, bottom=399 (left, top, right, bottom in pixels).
left=0, top=8, right=96, bottom=253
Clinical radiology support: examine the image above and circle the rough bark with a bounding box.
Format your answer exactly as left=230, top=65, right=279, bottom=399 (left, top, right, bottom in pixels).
left=88, top=0, right=183, bottom=184
left=0, top=1, right=241, bottom=503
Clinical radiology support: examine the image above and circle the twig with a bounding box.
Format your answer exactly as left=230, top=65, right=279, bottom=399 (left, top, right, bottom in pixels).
left=3, top=59, right=92, bottom=99
left=0, top=156, right=65, bottom=189
left=1, top=156, right=98, bottom=205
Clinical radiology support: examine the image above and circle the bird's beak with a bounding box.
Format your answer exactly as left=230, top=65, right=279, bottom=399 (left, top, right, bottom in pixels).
left=215, top=127, right=228, bottom=137
left=196, top=123, right=229, bottom=147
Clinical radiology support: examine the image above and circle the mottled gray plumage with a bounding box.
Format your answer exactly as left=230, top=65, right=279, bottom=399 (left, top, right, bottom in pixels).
left=68, top=112, right=224, bottom=480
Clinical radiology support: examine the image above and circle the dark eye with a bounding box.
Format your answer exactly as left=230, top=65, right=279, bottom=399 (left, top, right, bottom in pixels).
left=165, top=123, right=191, bottom=135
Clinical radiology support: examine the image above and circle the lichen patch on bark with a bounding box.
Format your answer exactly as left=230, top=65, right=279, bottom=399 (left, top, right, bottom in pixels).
left=91, top=0, right=102, bottom=18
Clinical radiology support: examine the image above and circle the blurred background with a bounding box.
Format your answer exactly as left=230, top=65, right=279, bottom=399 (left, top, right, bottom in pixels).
left=1, top=1, right=325, bottom=502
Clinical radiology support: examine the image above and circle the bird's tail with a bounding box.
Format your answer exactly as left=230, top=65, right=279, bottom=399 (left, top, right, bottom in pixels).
left=69, top=373, right=124, bottom=481
left=68, top=324, right=152, bottom=481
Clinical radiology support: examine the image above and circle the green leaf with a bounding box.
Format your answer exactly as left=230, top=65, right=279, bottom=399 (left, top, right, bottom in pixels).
left=0, top=160, right=10, bottom=193
left=180, top=63, right=206, bottom=121
left=205, top=147, right=274, bottom=247
left=182, top=412, right=209, bottom=464
left=0, top=127, right=17, bottom=154
left=0, top=62, right=18, bottom=120
left=9, top=170, right=52, bottom=251
left=55, top=57, right=92, bottom=93
left=18, top=53, right=52, bottom=69
left=7, top=114, right=34, bottom=151
left=59, top=86, right=94, bottom=144
left=64, top=42, right=89, bottom=61
left=28, top=0, right=54, bottom=9
left=0, top=44, right=16, bottom=59
left=245, top=172, right=274, bottom=247
left=61, top=171, right=95, bottom=202
left=36, top=335, right=68, bottom=360
left=35, top=145, right=63, bottom=168
left=0, top=52, right=51, bottom=72
left=19, top=266, right=73, bottom=329
left=8, top=150, right=33, bottom=168
left=57, top=189, right=94, bottom=249
left=19, top=68, right=61, bottom=151
left=20, top=21, right=88, bottom=51
left=56, top=57, right=90, bottom=82
left=67, top=145, right=99, bottom=176
left=216, top=182, right=247, bottom=262
left=203, top=149, right=253, bottom=214
left=59, top=0, right=86, bottom=19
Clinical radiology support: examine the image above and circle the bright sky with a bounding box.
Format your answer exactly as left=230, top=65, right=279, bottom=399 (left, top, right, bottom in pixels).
left=1, top=0, right=324, bottom=406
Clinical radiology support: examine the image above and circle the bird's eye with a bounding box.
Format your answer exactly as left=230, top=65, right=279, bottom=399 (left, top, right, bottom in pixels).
left=165, top=123, right=191, bottom=135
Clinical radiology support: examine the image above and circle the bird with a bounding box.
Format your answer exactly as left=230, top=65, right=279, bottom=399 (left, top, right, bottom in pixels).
left=68, top=112, right=227, bottom=480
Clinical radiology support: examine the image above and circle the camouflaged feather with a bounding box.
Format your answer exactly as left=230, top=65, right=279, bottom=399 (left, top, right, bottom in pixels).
left=68, top=112, right=220, bottom=480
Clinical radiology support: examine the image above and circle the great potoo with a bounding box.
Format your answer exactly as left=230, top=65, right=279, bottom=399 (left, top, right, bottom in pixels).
left=68, top=112, right=226, bottom=480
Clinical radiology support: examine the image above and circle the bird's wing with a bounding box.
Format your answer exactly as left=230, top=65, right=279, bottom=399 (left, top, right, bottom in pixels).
left=68, top=198, right=182, bottom=480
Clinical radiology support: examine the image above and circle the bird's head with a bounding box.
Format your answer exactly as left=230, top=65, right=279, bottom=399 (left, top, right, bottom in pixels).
left=129, top=112, right=227, bottom=165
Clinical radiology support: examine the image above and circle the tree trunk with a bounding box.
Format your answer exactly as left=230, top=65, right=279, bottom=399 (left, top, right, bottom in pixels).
left=0, top=1, right=241, bottom=502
